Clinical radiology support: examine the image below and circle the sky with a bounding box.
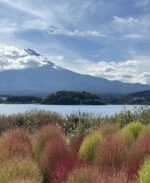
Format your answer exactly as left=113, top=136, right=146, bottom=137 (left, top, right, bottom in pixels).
left=0, top=0, right=150, bottom=84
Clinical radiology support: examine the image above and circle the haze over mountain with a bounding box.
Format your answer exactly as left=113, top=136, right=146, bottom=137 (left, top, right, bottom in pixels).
left=0, top=46, right=150, bottom=96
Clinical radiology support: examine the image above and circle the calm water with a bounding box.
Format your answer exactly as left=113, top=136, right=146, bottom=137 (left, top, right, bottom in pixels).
left=0, top=104, right=140, bottom=116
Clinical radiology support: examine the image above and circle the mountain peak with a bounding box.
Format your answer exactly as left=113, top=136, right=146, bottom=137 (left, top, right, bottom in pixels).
left=24, top=49, right=41, bottom=56
left=0, top=45, right=60, bottom=71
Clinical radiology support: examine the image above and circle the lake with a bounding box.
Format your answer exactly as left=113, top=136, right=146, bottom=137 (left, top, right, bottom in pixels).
left=0, top=104, right=140, bottom=116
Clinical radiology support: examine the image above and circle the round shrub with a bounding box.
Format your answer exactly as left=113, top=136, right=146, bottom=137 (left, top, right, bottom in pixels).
left=66, top=167, right=99, bottom=183
left=119, top=128, right=135, bottom=147
left=0, top=128, right=32, bottom=161
left=79, top=131, right=102, bottom=163
left=94, top=135, right=127, bottom=171
left=121, top=122, right=144, bottom=139
left=0, top=127, right=31, bottom=146
left=138, top=158, right=150, bottom=183
left=0, top=158, right=43, bottom=183
left=40, top=137, right=69, bottom=175
left=50, top=154, right=85, bottom=183
left=0, top=138, right=32, bottom=161
left=32, top=124, right=65, bottom=162
left=100, top=124, right=119, bottom=138
left=125, top=130, right=150, bottom=180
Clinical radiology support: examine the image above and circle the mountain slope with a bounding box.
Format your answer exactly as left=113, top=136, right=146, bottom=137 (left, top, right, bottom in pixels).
left=128, top=90, right=150, bottom=98
left=0, top=47, right=150, bottom=96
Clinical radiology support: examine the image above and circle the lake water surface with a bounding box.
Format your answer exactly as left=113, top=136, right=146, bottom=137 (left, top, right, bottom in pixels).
left=0, top=104, right=140, bottom=116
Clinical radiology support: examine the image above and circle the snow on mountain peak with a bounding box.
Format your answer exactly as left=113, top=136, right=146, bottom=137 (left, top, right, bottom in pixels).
left=0, top=45, right=57, bottom=71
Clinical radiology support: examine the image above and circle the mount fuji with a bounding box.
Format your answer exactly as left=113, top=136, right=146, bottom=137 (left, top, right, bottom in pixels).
left=0, top=46, right=150, bottom=96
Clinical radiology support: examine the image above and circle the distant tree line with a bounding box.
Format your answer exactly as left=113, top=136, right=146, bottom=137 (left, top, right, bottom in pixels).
left=0, top=90, right=150, bottom=105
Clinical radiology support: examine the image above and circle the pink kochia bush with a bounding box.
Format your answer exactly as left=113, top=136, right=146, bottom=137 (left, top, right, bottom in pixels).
left=50, top=154, right=85, bottom=183
left=32, top=124, right=65, bottom=162
left=125, top=131, right=150, bottom=180
left=70, top=134, right=85, bottom=155
left=97, top=170, right=131, bottom=183
left=94, top=135, right=127, bottom=171
left=40, top=137, right=69, bottom=175
left=66, top=166, right=99, bottom=183
left=0, top=128, right=32, bottom=161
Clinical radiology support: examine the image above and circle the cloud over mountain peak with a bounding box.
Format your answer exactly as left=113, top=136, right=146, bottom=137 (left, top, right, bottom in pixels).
left=0, top=45, right=52, bottom=71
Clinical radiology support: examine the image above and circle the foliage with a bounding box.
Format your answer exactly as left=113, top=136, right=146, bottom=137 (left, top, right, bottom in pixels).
left=42, top=91, right=105, bottom=105
left=138, top=158, right=150, bottom=183
left=0, top=158, right=43, bottom=183
left=0, top=128, right=32, bottom=161
left=32, top=124, right=65, bottom=162
left=50, top=154, right=85, bottom=183
left=94, top=135, right=127, bottom=171
left=100, top=124, right=119, bottom=137
left=79, top=130, right=102, bottom=163
left=40, top=137, right=69, bottom=175
left=66, top=167, right=99, bottom=183
left=120, top=121, right=144, bottom=147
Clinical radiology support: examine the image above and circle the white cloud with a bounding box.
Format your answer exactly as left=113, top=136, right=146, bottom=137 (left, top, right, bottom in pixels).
left=0, top=45, right=48, bottom=71
left=123, top=34, right=144, bottom=39
left=53, top=56, right=150, bottom=84
left=113, top=16, right=139, bottom=24
left=47, top=28, right=106, bottom=38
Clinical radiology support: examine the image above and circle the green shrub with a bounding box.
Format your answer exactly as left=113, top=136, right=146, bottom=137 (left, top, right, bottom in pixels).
left=79, top=130, right=102, bottom=163
left=0, top=158, right=43, bottom=183
left=119, top=128, right=135, bottom=147
left=66, top=167, right=99, bottom=183
left=138, top=158, right=150, bottom=183
left=120, top=122, right=144, bottom=146
left=32, top=124, right=65, bottom=162
left=122, top=122, right=144, bottom=139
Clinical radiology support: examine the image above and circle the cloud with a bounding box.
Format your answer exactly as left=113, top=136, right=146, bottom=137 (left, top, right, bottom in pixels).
left=113, top=16, right=139, bottom=24
left=0, top=45, right=48, bottom=71
left=47, top=28, right=106, bottom=38
left=53, top=56, right=150, bottom=84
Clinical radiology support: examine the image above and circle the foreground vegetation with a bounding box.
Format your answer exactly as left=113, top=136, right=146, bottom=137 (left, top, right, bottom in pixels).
left=0, top=106, right=150, bottom=182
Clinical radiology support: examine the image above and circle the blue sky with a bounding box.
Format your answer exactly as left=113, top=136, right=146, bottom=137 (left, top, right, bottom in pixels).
left=0, top=0, right=150, bottom=84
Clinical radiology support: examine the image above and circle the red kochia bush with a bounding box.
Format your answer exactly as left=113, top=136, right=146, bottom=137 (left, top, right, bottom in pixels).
left=70, top=134, right=85, bottom=155
left=0, top=128, right=32, bottom=161
left=94, top=135, right=127, bottom=171
left=1, top=127, right=31, bottom=145
left=50, top=154, right=85, bottom=183
left=97, top=170, right=130, bottom=183
left=40, top=137, right=69, bottom=175
left=32, top=124, right=65, bottom=162
left=126, top=132, right=150, bottom=180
